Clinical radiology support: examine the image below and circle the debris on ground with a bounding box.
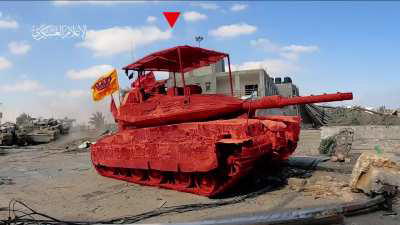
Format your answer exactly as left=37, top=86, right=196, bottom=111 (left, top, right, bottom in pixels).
left=319, top=105, right=400, bottom=126
left=319, top=127, right=354, bottom=162
left=0, top=177, right=13, bottom=185
left=301, top=175, right=354, bottom=200
left=287, top=177, right=307, bottom=191
left=350, top=152, right=400, bottom=195
left=78, top=141, right=94, bottom=149
left=60, top=130, right=109, bottom=153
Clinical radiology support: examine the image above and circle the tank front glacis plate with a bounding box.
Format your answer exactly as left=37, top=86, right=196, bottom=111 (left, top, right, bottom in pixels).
left=91, top=117, right=300, bottom=173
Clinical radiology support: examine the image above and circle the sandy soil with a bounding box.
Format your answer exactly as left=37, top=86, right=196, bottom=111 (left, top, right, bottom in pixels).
left=0, top=130, right=398, bottom=224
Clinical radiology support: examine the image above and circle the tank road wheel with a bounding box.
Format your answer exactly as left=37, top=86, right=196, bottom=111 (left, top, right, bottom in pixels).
left=148, top=170, right=163, bottom=185
left=96, top=165, right=115, bottom=177
left=113, top=168, right=122, bottom=176
left=197, top=174, right=218, bottom=196
left=174, top=173, right=192, bottom=189
left=130, top=169, right=146, bottom=182
left=227, top=156, right=241, bottom=177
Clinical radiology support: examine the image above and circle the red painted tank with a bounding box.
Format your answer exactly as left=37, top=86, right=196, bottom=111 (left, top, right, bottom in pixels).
left=91, top=46, right=353, bottom=197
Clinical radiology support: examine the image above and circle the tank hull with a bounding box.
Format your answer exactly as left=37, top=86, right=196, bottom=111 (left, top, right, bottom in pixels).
left=91, top=116, right=300, bottom=197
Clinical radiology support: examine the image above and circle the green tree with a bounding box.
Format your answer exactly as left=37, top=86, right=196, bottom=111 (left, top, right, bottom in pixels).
left=16, top=113, right=32, bottom=125
left=89, top=112, right=105, bottom=129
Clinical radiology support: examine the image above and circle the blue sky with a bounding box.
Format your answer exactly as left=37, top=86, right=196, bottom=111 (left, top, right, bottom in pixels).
left=0, top=1, right=399, bottom=122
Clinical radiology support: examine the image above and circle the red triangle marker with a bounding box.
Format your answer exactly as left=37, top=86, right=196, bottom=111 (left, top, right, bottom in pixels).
left=163, top=12, right=180, bottom=28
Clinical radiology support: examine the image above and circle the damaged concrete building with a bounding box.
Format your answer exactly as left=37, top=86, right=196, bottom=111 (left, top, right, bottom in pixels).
left=167, top=60, right=323, bottom=127
left=167, top=60, right=281, bottom=98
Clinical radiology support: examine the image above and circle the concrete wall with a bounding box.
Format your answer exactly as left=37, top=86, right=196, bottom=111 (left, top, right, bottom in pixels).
left=276, top=83, right=299, bottom=97
left=294, top=129, right=322, bottom=156
left=169, top=68, right=278, bottom=98
left=321, top=126, right=400, bottom=153
left=167, top=72, right=217, bottom=94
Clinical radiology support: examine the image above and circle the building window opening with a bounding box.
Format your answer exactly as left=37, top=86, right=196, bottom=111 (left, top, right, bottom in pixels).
left=245, top=84, right=258, bottom=96
left=205, top=82, right=211, bottom=91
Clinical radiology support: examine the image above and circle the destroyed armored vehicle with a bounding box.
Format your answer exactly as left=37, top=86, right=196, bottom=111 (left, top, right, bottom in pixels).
left=91, top=46, right=353, bottom=197
left=58, top=117, right=75, bottom=134
left=0, top=122, right=16, bottom=146
left=15, top=118, right=60, bottom=144
left=26, top=119, right=60, bottom=144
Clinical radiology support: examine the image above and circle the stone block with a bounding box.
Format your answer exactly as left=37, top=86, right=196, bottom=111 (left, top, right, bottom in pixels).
left=288, top=177, right=307, bottom=191
left=350, top=152, right=400, bottom=195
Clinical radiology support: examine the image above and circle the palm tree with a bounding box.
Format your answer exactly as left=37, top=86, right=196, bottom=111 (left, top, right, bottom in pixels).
left=16, top=113, right=33, bottom=125
left=89, top=112, right=105, bottom=129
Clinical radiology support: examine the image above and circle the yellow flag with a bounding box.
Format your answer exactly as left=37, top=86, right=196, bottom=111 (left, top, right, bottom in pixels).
left=91, top=69, right=119, bottom=101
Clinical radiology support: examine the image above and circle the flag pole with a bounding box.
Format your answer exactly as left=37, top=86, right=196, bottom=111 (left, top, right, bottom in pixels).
left=116, top=69, right=122, bottom=107
left=117, top=89, right=122, bottom=107
left=111, top=92, right=120, bottom=107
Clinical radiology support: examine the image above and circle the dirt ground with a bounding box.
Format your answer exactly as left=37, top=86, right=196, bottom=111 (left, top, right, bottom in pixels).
left=0, top=129, right=399, bottom=224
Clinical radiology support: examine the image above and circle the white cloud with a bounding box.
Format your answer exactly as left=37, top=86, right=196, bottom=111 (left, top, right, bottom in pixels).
left=0, top=57, right=12, bottom=70
left=231, top=4, right=248, bottom=12
left=250, top=38, right=281, bottom=53
left=37, top=90, right=57, bottom=96
left=53, top=1, right=144, bottom=6
left=77, top=26, right=171, bottom=57
left=10, top=91, right=109, bottom=124
left=0, top=78, right=108, bottom=124
left=281, top=45, right=319, bottom=53
left=280, top=45, right=319, bottom=60
left=245, top=38, right=319, bottom=76
left=231, top=59, right=299, bottom=76
left=209, top=23, right=257, bottom=39
left=38, top=89, right=89, bottom=98
left=251, top=38, right=319, bottom=60
left=0, top=80, right=44, bottom=92
left=192, top=2, right=219, bottom=10
left=66, top=64, right=113, bottom=80
left=146, top=16, right=157, bottom=23
left=8, top=41, right=31, bottom=55
left=183, top=11, right=207, bottom=22
left=60, top=90, right=89, bottom=98
left=0, top=18, right=18, bottom=29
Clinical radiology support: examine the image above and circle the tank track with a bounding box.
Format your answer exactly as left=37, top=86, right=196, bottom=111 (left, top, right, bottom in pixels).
left=91, top=117, right=300, bottom=197
left=93, top=143, right=296, bottom=197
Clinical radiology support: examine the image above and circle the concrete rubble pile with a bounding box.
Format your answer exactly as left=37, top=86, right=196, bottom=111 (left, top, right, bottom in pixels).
left=350, top=152, right=400, bottom=195
left=0, top=117, right=75, bottom=146
left=288, top=175, right=355, bottom=201
left=319, top=105, right=400, bottom=126
left=319, top=127, right=354, bottom=162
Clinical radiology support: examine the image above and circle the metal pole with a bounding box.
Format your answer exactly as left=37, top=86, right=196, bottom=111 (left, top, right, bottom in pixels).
left=173, top=72, right=177, bottom=88
left=227, top=55, right=234, bottom=96
left=137, top=70, right=142, bottom=87
left=117, top=90, right=121, bottom=107
left=173, top=72, right=177, bottom=96
left=177, top=48, right=188, bottom=98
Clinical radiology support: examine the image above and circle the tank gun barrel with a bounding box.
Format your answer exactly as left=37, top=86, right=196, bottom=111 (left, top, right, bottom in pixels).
left=242, top=92, right=353, bottom=110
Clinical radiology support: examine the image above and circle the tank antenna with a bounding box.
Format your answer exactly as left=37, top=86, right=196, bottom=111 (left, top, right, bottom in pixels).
left=195, top=36, right=204, bottom=47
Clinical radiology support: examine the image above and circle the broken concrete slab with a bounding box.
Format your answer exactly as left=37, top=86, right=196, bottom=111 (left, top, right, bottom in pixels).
left=350, top=152, right=400, bottom=195
left=288, top=177, right=307, bottom=191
